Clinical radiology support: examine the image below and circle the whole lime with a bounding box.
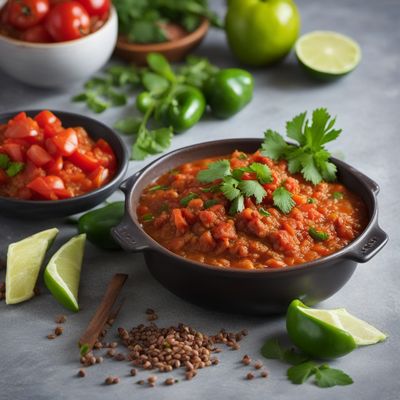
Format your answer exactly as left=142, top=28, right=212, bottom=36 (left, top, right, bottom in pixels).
left=225, top=0, right=301, bottom=67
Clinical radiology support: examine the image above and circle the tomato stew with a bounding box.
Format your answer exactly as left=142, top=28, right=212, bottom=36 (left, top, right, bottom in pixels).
left=0, top=111, right=117, bottom=200
left=137, top=150, right=368, bottom=270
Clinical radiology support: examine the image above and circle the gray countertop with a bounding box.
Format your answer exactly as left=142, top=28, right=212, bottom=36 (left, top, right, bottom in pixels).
left=0, top=0, right=399, bottom=399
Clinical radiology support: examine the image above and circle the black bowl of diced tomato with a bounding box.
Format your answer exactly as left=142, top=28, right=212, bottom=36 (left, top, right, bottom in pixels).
left=0, top=110, right=128, bottom=218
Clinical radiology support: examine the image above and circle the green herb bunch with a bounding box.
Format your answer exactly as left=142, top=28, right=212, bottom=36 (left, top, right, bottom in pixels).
left=113, top=0, right=223, bottom=44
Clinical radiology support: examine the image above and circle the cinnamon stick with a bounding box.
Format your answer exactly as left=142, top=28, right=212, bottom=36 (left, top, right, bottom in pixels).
left=79, top=273, right=128, bottom=352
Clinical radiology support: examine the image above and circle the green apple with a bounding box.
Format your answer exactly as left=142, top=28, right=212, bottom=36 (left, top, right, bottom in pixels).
left=225, top=0, right=301, bottom=66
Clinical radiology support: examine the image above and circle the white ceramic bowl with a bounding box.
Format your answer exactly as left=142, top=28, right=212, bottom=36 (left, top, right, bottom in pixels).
left=0, top=6, right=118, bottom=88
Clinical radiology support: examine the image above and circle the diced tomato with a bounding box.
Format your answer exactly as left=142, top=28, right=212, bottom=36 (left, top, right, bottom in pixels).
left=0, top=169, right=8, bottom=183
left=5, top=118, right=39, bottom=140
left=89, top=166, right=109, bottom=188
left=68, top=150, right=99, bottom=172
left=11, top=112, right=27, bottom=123
left=45, top=137, right=59, bottom=156
left=27, top=176, right=57, bottom=200
left=46, top=156, right=63, bottom=174
left=51, top=128, right=78, bottom=156
left=34, top=110, right=61, bottom=128
left=3, top=143, right=25, bottom=162
left=96, top=138, right=114, bottom=155
left=27, top=144, right=52, bottom=166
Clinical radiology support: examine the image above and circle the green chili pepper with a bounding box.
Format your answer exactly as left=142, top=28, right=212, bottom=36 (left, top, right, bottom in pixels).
left=78, top=202, right=125, bottom=250
left=165, top=86, right=206, bottom=132
left=204, top=68, right=254, bottom=119
left=136, top=91, right=156, bottom=114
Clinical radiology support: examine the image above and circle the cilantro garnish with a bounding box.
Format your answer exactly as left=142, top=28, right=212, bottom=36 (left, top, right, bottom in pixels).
left=197, top=159, right=231, bottom=183
left=272, top=187, right=295, bottom=214
left=0, top=154, right=10, bottom=169
left=149, top=185, right=169, bottom=192
left=259, top=207, right=271, bottom=217
left=238, top=180, right=266, bottom=204
left=309, top=227, right=329, bottom=241
left=261, top=338, right=353, bottom=388
left=6, top=162, right=24, bottom=177
left=142, top=213, right=154, bottom=222
left=180, top=192, right=198, bottom=207
left=204, top=199, right=219, bottom=209
left=333, top=191, right=344, bottom=200
left=261, top=108, right=342, bottom=184
left=307, top=198, right=316, bottom=204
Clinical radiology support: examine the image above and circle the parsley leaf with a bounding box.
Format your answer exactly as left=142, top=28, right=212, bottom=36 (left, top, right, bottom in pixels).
left=309, top=227, right=329, bottom=241
left=132, top=126, right=173, bottom=161
left=260, top=338, right=285, bottom=360
left=221, top=176, right=240, bottom=201
left=238, top=180, right=266, bottom=204
left=149, top=185, right=169, bottom=192
left=261, top=129, right=290, bottom=160
left=333, top=191, right=344, bottom=200
left=259, top=207, right=271, bottom=217
left=229, top=195, right=244, bottom=215
left=249, top=162, right=272, bottom=184
left=273, top=187, right=295, bottom=214
left=261, top=108, right=342, bottom=184
left=282, top=349, right=309, bottom=366
left=147, top=53, right=176, bottom=82
left=180, top=192, right=198, bottom=206
left=114, top=117, right=142, bottom=135
left=142, top=72, right=170, bottom=95
left=287, top=361, right=317, bottom=384
left=204, top=199, right=219, bottom=209
left=197, top=160, right=231, bottom=183
left=315, top=366, right=353, bottom=388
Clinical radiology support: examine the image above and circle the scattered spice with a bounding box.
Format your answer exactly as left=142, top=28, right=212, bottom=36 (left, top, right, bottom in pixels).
left=55, top=315, right=67, bottom=324
left=78, top=369, right=86, bottom=378
left=260, top=370, right=268, bottom=378
left=246, top=372, right=254, bottom=380
left=47, top=334, right=56, bottom=340
left=114, top=353, right=126, bottom=361
left=55, top=326, right=64, bottom=336
left=137, top=380, right=145, bottom=385
left=165, top=377, right=175, bottom=385
left=254, top=361, right=263, bottom=370
left=107, top=349, right=116, bottom=357
left=242, top=354, right=251, bottom=365
left=130, top=368, right=137, bottom=376
left=105, top=376, right=114, bottom=385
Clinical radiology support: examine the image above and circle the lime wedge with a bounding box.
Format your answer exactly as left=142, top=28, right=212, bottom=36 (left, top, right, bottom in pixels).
left=286, top=299, right=386, bottom=359
left=5, top=228, right=59, bottom=305
left=44, top=234, right=86, bottom=312
left=295, top=31, right=361, bottom=80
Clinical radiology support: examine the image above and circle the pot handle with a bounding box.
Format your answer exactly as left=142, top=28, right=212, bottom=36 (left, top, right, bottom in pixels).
left=112, top=216, right=150, bottom=253
left=345, top=225, right=388, bottom=263
left=112, top=168, right=149, bottom=252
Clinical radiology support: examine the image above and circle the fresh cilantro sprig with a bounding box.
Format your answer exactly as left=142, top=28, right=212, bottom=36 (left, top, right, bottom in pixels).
left=261, top=338, right=353, bottom=388
left=196, top=159, right=298, bottom=215
left=261, top=108, right=342, bottom=185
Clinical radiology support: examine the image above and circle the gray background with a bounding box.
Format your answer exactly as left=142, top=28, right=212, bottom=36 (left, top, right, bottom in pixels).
left=0, top=0, right=399, bottom=399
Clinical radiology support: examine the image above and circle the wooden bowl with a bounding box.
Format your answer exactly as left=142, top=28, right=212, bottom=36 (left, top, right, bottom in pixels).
left=115, top=19, right=209, bottom=65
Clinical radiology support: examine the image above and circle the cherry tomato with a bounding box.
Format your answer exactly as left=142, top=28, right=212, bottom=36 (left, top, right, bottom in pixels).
left=44, top=1, right=90, bottom=42
left=51, top=128, right=78, bottom=156
left=46, top=155, right=63, bottom=174
left=45, top=137, right=59, bottom=156
left=8, top=0, right=49, bottom=30
left=27, top=144, right=52, bottom=166
left=34, top=110, right=61, bottom=128
left=75, top=0, right=109, bottom=17
left=68, top=150, right=99, bottom=172
left=0, top=169, right=8, bottom=184
left=5, top=117, right=39, bottom=140
left=21, top=24, right=53, bottom=42
left=4, top=142, right=27, bottom=162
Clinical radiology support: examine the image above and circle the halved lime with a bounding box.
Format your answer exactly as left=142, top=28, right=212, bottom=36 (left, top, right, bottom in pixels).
left=44, top=234, right=86, bottom=312
left=295, top=31, right=361, bottom=80
left=5, top=228, right=59, bottom=305
left=286, top=299, right=386, bottom=359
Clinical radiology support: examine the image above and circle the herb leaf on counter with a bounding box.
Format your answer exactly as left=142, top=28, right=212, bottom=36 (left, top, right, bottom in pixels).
left=287, top=361, right=317, bottom=384
left=114, top=117, right=142, bottom=135
left=315, top=366, right=353, bottom=388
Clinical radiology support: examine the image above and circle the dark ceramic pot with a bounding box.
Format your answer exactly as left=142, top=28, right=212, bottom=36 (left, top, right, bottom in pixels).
left=0, top=110, right=128, bottom=218
left=112, top=139, right=388, bottom=314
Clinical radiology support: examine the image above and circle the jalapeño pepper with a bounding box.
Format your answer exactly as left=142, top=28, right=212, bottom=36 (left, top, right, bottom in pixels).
left=164, top=86, right=206, bottom=133
left=204, top=68, right=254, bottom=119
left=78, top=201, right=124, bottom=250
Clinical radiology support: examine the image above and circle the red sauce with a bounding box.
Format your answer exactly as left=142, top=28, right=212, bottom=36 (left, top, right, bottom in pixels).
left=0, top=111, right=117, bottom=200
left=137, top=150, right=368, bottom=270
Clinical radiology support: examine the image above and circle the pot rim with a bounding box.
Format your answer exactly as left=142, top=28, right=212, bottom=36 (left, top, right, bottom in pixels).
left=120, top=138, right=387, bottom=276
